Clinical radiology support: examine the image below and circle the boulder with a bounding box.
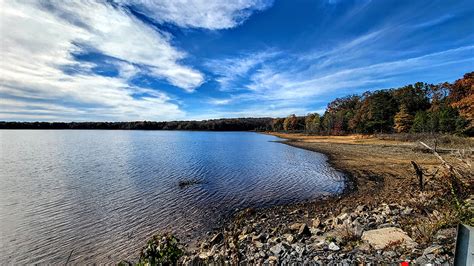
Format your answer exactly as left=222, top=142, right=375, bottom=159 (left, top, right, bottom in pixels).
left=361, top=227, right=417, bottom=250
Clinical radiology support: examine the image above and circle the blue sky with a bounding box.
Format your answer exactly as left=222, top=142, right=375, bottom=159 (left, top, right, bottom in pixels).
left=1, top=0, right=473, bottom=121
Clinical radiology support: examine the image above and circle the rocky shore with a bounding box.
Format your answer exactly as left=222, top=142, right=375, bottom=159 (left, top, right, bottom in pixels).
left=180, top=134, right=472, bottom=265
left=182, top=203, right=457, bottom=264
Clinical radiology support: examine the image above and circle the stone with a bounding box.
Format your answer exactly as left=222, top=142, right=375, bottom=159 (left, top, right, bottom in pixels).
left=328, top=242, right=340, bottom=251
left=254, top=241, right=264, bottom=249
left=361, top=227, right=417, bottom=250
left=268, top=256, right=278, bottom=262
left=298, top=224, right=311, bottom=238
left=338, top=213, right=350, bottom=222
left=283, top=234, right=295, bottom=244
left=356, top=205, right=367, bottom=213
left=422, top=245, right=443, bottom=256
left=435, top=228, right=456, bottom=241
left=270, top=243, right=284, bottom=255
left=383, top=251, right=397, bottom=258
left=238, top=234, right=248, bottom=242
left=312, top=217, right=321, bottom=228
left=378, top=223, right=395, bottom=229
left=352, top=222, right=364, bottom=238
left=210, top=232, right=224, bottom=246
left=292, top=243, right=305, bottom=256
left=290, top=223, right=304, bottom=231
left=199, top=252, right=210, bottom=259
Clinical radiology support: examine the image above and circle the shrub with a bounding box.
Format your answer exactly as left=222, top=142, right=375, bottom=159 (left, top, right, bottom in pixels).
left=137, top=234, right=184, bottom=266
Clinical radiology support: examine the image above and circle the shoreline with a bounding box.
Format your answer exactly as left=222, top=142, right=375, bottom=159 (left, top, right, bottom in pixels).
left=179, top=133, right=472, bottom=264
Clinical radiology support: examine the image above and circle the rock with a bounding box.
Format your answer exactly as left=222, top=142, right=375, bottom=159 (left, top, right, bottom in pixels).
left=254, top=241, right=264, bottom=249
left=383, top=250, right=397, bottom=258
left=210, top=232, right=224, bottom=246
left=356, top=205, right=367, bottom=213
left=401, top=207, right=413, bottom=215
left=270, top=243, right=284, bottom=255
left=199, top=252, right=210, bottom=259
left=361, top=227, right=417, bottom=250
left=310, top=227, right=323, bottom=236
left=292, top=243, right=305, bottom=256
left=298, top=224, right=311, bottom=238
left=423, top=245, right=443, bottom=256
left=283, top=234, right=295, bottom=244
left=238, top=234, right=248, bottom=242
left=268, top=256, right=278, bottom=262
left=312, top=217, right=321, bottom=228
left=328, top=242, right=340, bottom=251
left=352, top=223, right=364, bottom=238
left=289, top=223, right=303, bottom=231
left=338, top=213, right=350, bottom=221
left=378, top=223, right=395, bottom=229
left=435, top=228, right=456, bottom=241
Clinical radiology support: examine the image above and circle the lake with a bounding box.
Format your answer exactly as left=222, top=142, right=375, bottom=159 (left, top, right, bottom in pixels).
left=0, top=130, right=345, bottom=263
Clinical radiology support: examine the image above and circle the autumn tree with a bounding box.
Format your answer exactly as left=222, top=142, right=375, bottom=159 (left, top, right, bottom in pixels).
left=394, top=105, right=414, bottom=133
left=283, top=114, right=298, bottom=131
left=305, top=113, right=321, bottom=133
left=271, top=118, right=285, bottom=131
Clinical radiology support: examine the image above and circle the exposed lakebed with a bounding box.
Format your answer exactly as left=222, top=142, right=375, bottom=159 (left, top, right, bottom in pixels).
left=0, top=130, right=344, bottom=263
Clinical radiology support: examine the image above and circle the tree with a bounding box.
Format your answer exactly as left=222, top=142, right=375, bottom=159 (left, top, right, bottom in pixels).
left=411, top=111, right=430, bottom=133
left=283, top=114, right=298, bottom=131
left=271, top=118, right=284, bottom=131
left=392, top=83, right=430, bottom=114
left=448, top=72, right=474, bottom=132
left=352, top=90, right=398, bottom=133
left=305, top=113, right=321, bottom=133
left=394, top=105, right=414, bottom=133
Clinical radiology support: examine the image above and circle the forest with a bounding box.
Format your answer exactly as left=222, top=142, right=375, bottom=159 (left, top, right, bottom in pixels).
left=1, top=72, right=472, bottom=136
left=0, top=118, right=273, bottom=131
left=273, top=72, right=473, bottom=136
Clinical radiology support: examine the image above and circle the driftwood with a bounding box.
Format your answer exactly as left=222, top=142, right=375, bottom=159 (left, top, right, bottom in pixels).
left=419, top=141, right=463, bottom=178
left=419, top=141, right=468, bottom=202
left=65, top=249, right=73, bottom=265
left=411, top=161, right=424, bottom=191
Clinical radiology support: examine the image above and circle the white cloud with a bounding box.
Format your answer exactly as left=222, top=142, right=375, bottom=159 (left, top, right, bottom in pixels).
left=0, top=0, right=186, bottom=121
left=121, top=0, right=273, bottom=29
left=41, top=0, right=204, bottom=91
left=208, top=98, right=232, bottom=105
left=206, top=51, right=279, bottom=91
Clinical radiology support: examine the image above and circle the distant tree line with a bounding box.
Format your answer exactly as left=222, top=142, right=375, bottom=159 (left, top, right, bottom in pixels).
left=272, top=72, right=473, bottom=136
left=2, top=72, right=472, bottom=135
left=0, top=118, right=273, bottom=131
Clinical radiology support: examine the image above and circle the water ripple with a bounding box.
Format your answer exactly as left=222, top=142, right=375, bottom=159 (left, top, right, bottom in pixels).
left=0, top=130, right=345, bottom=264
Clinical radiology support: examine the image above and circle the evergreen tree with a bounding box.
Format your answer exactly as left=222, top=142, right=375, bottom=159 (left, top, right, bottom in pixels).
left=411, top=111, right=430, bottom=133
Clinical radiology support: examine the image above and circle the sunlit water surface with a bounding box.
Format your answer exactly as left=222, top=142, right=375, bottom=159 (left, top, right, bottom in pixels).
left=0, top=130, right=344, bottom=263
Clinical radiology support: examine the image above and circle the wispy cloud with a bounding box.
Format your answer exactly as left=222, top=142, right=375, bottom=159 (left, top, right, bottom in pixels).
left=122, top=0, right=274, bottom=29
left=206, top=50, right=279, bottom=91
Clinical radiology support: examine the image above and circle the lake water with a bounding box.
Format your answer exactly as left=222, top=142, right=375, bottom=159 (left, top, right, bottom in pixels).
left=0, top=130, right=344, bottom=264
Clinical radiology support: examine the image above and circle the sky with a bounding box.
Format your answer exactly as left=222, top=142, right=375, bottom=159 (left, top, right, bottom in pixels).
left=0, top=0, right=473, bottom=122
